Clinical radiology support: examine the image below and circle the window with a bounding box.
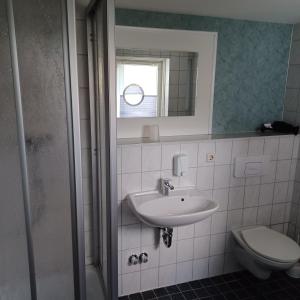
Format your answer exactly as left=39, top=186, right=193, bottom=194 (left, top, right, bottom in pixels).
left=116, top=57, right=169, bottom=118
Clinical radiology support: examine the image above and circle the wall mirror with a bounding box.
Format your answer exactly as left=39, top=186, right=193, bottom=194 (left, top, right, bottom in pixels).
left=116, top=48, right=198, bottom=118
left=115, top=26, right=217, bottom=138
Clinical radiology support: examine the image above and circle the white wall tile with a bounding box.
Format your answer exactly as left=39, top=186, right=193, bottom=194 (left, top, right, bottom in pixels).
left=193, top=236, right=210, bottom=259
left=122, top=272, right=141, bottom=295
left=141, top=245, right=159, bottom=270
left=159, top=264, right=176, bottom=287
left=244, top=185, right=260, bottom=208
left=116, top=134, right=298, bottom=295
left=197, top=166, right=214, bottom=190
left=141, top=225, right=157, bottom=246
left=211, top=211, right=228, bottom=234
left=122, top=145, right=142, bottom=173
left=179, top=168, right=197, bottom=187
left=229, top=165, right=245, bottom=187
left=227, top=209, right=243, bottom=231
left=273, top=182, right=289, bottom=203
left=278, top=136, right=294, bottom=160
left=214, top=165, right=230, bottom=189
left=162, top=144, right=180, bottom=170
left=213, top=189, right=229, bottom=211
left=194, top=217, right=211, bottom=237
left=142, top=171, right=161, bottom=191
left=232, top=139, right=248, bottom=160
left=209, top=255, right=224, bottom=276
left=286, top=65, right=300, bottom=88
left=259, top=183, right=274, bottom=205
left=243, top=207, right=258, bottom=226
left=192, top=258, right=209, bottom=280
left=198, top=142, right=215, bottom=167
left=121, top=173, right=141, bottom=199
left=178, top=224, right=195, bottom=240
left=287, top=182, right=294, bottom=202
left=245, top=176, right=261, bottom=186
left=181, top=143, right=198, bottom=167
left=261, top=161, right=276, bottom=184
left=271, top=203, right=286, bottom=224
left=121, top=248, right=141, bottom=274
left=257, top=205, right=272, bottom=226
left=210, top=234, right=226, bottom=256
left=293, top=136, right=300, bottom=158
left=141, top=268, right=158, bottom=291
left=290, top=159, right=297, bottom=180
left=121, top=200, right=139, bottom=225
left=276, top=160, right=291, bottom=182
left=142, top=144, right=161, bottom=172
left=225, top=232, right=235, bottom=253
left=122, top=224, right=141, bottom=250
left=176, top=261, right=193, bottom=284
left=228, top=187, right=244, bottom=210
left=271, top=224, right=284, bottom=233
left=177, top=239, right=194, bottom=262
left=263, top=137, right=279, bottom=160
left=248, top=138, right=264, bottom=155
left=215, top=140, right=232, bottom=165
left=77, top=55, right=89, bottom=88
left=224, top=253, right=242, bottom=274
left=159, top=242, right=177, bottom=266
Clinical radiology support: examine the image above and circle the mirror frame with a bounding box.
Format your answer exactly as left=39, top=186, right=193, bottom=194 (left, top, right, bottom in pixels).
left=115, top=26, right=218, bottom=138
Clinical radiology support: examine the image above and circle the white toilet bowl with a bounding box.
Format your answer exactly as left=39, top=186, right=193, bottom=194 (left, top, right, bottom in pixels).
left=231, top=226, right=300, bottom=279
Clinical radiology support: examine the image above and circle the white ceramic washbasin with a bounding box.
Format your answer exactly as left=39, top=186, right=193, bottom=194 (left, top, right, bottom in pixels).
left=127, top=188, right=219, bottom=227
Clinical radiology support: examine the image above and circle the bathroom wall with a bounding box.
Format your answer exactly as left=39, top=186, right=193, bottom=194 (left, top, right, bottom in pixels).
left=117, top=134, right=298, bottom=296
left=76, top=3, right=93, bottom=265
left=283, top=23, right=300, bottom=241
left=116, top=9, right=293, bottom=134
left=283, top=23, right=300, bottom=125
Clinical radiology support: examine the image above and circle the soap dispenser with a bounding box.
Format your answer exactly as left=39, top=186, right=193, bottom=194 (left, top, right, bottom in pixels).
left=173, top=154, right=188, bottom=176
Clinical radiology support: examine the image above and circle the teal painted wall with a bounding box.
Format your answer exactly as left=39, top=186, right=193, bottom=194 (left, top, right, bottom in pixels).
left=116, top=9, right=293, bottom=134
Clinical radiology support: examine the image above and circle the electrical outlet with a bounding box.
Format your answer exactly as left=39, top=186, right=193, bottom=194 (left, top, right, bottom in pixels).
left=207, top=153, right=215, bottom=162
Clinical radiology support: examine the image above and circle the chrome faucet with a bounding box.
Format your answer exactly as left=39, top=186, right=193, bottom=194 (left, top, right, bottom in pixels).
left=161, top=178, right=174, bottom=195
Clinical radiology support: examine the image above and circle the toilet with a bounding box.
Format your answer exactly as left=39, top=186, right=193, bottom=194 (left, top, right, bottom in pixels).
left=231, top=226, right=300, bottom=279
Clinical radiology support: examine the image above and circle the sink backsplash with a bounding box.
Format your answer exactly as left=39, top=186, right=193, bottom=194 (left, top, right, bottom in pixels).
left=117, top=134, right=299, bottom=296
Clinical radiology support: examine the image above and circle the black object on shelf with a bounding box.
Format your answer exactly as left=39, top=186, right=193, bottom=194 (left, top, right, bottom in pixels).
left=260, top=121, right=299, bottom=135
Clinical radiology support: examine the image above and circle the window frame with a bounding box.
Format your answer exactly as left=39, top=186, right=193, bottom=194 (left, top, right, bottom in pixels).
left=116, top=56, right=170, bottom=118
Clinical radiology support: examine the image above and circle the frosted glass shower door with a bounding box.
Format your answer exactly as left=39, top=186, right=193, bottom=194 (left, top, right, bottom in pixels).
left=0, top=2, right=31, bottom=299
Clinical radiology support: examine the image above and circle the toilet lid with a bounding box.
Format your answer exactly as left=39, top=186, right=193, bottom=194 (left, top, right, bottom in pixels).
left=241, top=227, right=300, bottom=263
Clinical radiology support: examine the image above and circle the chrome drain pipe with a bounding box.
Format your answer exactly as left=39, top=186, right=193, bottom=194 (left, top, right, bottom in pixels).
left=162, top=227, right=173, bottom=248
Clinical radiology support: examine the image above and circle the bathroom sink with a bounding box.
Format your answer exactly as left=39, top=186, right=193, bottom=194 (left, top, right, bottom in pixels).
left=127, top=188, right=219, bottom=227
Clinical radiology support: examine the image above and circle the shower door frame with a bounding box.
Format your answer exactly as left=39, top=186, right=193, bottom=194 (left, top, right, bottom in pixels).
left=5, top=0, right=86, bottom=299
left=87, top=0, right=118, bottom=299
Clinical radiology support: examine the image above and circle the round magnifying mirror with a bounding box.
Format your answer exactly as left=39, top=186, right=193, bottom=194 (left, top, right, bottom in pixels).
left=123, top=84, right=144, bottom=106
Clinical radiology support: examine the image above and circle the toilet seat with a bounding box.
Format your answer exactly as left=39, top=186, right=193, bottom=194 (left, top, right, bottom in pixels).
left=241, top=226, right=300, bottom=263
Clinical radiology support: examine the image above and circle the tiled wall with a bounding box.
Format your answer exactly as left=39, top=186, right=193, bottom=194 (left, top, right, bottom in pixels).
left=76, top=2, right=93, bottom=265
left=116, top=9, right=293, bottom=134
left=283, top=23, right=300, bottom=241
left=117, top=134, right=299, bottom=296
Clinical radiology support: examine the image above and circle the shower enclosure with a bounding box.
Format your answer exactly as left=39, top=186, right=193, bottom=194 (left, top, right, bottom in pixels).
left=0, top=0, right=117, bottom=299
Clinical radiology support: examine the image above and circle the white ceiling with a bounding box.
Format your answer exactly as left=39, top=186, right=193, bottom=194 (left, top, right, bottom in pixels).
left=115, top=0, right=300, bottom=24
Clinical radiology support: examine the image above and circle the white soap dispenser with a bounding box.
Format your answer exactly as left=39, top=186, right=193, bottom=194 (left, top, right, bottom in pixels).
left=173, top=154, right=188, bottom=176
